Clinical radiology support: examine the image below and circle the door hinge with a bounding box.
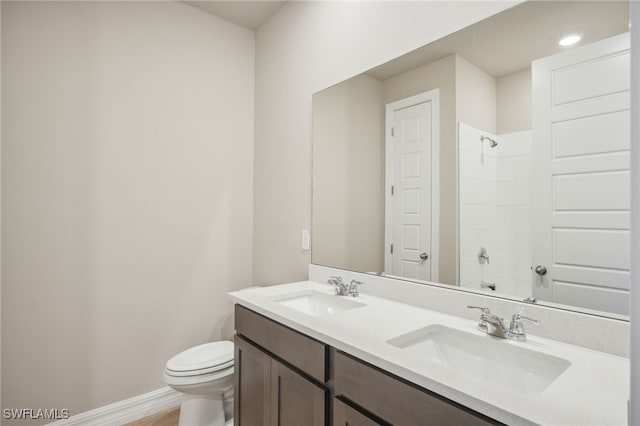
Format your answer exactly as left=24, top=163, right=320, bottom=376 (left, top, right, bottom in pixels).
left=391, top=127, right=395, bottom=137
left=390, top=244, right=394, bottom=254
left=391, top=185, right=394, bottom=195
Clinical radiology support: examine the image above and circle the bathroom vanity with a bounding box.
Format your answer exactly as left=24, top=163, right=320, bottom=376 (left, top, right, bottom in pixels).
left=234, top=304, right=495, bottom=426
left=230, top=281, right=629, bottom=426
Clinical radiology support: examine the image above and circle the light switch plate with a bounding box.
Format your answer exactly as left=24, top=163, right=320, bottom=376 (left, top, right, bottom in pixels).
left=301, top=229, right=311, bottom=250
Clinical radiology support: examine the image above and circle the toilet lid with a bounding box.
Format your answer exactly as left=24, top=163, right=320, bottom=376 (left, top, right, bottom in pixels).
left=166, top=341, right=234, bottom=376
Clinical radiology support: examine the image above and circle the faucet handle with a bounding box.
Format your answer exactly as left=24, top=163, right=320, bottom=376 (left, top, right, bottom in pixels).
left=347, top=280, right=363, bottom=297
left=509, top=313, right=539, bottom=341
left=467, top=305, right=491, bottom=314
left=467, top=305, right=491, bottom=333
left=328, top=276, right=343, bottom=284
left=516, top=314, right=539, bottom=325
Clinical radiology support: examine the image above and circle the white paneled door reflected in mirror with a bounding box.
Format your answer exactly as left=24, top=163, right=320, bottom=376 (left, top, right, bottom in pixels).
left=311, top=1, right=631, bottom=318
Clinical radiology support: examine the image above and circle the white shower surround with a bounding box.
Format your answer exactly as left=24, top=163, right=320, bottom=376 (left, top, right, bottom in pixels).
left=458, top=122, right=533, bottom=297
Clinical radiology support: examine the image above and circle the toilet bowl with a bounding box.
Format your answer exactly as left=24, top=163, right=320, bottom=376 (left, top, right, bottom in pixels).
left=164, top=341, right=234, bottom=426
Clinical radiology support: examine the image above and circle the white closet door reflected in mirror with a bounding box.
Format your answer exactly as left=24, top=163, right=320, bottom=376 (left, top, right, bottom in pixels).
left=384, top=90, right=440, bottom=283
left=532, top=33, right=630, bottom=315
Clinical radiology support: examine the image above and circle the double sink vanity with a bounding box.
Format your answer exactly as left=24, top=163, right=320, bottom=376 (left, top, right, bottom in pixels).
left=229, top=274, right=629, bottom=426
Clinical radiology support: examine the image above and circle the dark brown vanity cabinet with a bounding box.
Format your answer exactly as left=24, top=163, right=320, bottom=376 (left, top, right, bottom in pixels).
left=234, top=306, right=327, bottom=426
left=234, top=305, right=502, bottom=426
left=332, top=350, right=501, bottom=426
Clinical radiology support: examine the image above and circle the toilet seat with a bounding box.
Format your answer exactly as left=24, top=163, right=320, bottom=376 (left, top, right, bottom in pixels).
left=165, top=341, right=234, bottom=377
left=164, top=365, right=234, bottom=387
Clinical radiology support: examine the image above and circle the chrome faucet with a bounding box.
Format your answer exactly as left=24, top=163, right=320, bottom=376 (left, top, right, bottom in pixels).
left=468, top=305, right=509, bottom=338
left=467, top=306, right=538, bottom=342
left=327, top=276, right=362, bottom=297
left=328, top=276, right=348, bottom=295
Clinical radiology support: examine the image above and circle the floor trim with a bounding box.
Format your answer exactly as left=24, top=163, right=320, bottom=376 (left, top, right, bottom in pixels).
left=48, top=387, right=181, bottom=426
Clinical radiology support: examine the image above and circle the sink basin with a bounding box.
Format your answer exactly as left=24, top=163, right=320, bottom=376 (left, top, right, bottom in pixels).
left=387, top=324, right=570, bottom=395
left=271, top=290, right=365, bottom=317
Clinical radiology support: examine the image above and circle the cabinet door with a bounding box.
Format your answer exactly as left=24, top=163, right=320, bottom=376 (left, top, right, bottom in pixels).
left=235, top=336, right=271, bottom=426
left=334, top=398, right=387, bottom=426
left=270, top=359, right=327, bottom=426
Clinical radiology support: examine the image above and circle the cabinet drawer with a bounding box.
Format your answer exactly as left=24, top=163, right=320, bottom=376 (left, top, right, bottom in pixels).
left=334, top=398, right=389, bottom=426
left=332, top=350, right=501, bottom=426
left=235, top=305, right=326, bottom=382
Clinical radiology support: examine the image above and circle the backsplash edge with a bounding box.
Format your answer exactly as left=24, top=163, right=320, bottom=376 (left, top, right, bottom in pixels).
left=309, top=264, right=629, bottom=357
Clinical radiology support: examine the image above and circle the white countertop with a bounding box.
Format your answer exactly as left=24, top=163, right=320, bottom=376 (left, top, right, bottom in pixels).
left=229, top=281, right=629, bottom=426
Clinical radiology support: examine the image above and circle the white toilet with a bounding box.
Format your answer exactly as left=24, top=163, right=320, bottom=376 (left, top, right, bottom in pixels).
left=164, top=340, right=235, bottom=426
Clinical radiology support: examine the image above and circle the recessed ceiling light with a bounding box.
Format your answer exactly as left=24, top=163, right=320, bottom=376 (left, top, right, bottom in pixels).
left=558, top=33, right=583, bottom=47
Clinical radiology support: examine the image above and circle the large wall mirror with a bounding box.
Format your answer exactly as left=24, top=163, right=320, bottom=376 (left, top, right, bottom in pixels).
left=312, top=1, right=631, bottom=318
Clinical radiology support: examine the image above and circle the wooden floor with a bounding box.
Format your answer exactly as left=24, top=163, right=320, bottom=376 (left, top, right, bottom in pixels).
left=123, top=407, right=180, bottom=426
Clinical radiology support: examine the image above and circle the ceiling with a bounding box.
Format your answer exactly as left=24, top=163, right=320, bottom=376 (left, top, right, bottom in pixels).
left=184, top=1, right=629, bottom=76
left=184, top=1, right=286, bottom=30
left=367, top=1, right=629, bottom=80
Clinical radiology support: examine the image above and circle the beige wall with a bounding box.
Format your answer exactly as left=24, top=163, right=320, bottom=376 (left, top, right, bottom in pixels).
left=497, top=68, right=532, bottom=134
left=253, top=1, right=516, bottom=286
left=312, top=74, right=384, bottom=272
left=456, top=55, right=497, bottom=134
left=384, top=55, right=457, bottom=284
left=1, top=1, right=254, bottom=421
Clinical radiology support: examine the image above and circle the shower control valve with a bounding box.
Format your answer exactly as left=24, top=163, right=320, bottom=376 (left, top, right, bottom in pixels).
left=478, top=247, right=490, bottom=264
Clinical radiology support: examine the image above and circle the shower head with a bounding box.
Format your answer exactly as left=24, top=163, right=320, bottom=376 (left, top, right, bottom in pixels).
left=481, top=135, right=498, bottom=148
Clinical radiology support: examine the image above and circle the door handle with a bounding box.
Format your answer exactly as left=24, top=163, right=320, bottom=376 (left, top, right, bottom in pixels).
left=419, top=252, right=429, bottom=260
left=534, top=265, right=547, bottom=276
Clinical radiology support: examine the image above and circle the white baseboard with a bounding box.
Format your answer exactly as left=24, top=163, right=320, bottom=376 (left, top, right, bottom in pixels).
left=48, top=387, right=182, bottom=426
